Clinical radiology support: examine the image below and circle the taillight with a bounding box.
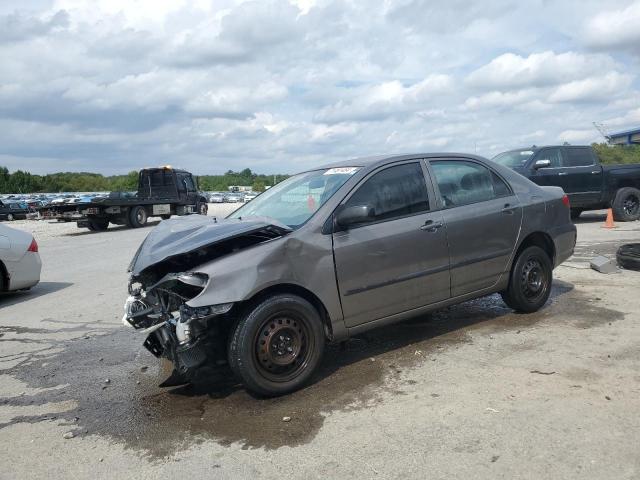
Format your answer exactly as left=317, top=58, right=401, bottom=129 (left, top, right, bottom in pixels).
left=27, top=238, right=38, bottom=253
left=562, top=194, right=570, bottom=208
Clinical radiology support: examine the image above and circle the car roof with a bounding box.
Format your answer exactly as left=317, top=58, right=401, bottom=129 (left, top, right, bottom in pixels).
left=316, top=153, right=490, bottom=171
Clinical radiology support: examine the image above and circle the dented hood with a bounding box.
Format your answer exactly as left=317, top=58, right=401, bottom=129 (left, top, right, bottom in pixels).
left=128, top=214, right=292, bottom=275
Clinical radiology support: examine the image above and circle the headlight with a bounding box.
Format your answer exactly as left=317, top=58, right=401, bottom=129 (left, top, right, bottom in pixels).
left=180, top=302, right=234, bottom=320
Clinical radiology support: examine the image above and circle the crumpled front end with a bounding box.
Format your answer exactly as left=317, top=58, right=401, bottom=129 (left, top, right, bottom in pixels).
left=122, top=215, right=291, bottom=386
left=122, top=271, right=235, bottom=385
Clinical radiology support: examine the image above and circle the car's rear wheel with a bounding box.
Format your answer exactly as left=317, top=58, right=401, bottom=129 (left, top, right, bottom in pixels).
left=501, top=246, right=552, bottom=313
left=129, top=206, right=148, bottom=228
left=228, top=294, right=325, bottom=396
left=612, top=187, right=640, bottom=222
left=198, top=203, right=208, bottom=215
left=6, top=213, right=14, bottom=221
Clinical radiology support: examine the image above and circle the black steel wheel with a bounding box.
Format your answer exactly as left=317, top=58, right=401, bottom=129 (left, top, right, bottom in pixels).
left=228, top=294, right=324, bottom=396
left=612, top=187, right=640, bottom=222
left=501, top=245, right=552, bottom=313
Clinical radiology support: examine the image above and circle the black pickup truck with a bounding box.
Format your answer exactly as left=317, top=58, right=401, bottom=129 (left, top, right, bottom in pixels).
left=40, top=167, right=209, bottom=231
left=493, top=145, right=640, bottom=221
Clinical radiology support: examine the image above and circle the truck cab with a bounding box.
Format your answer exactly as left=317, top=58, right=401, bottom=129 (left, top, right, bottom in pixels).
left=493, top=145, right=640, bottom=221
left=138, top=167, right=201, bottom=205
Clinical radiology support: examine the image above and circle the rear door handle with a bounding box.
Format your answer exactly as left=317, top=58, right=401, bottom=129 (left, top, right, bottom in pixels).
left=558, top=172, right=568, bottom=176
left=502, top=203, right=516, bottom=214
left=420, top=220, right=443, bottom=232
left=591, top=171, right=600, bottom=174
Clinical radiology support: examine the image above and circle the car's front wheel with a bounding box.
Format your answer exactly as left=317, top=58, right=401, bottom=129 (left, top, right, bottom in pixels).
left=501, top=246, right=552, bottom=313
left=228, top=294, right=325, bottom=396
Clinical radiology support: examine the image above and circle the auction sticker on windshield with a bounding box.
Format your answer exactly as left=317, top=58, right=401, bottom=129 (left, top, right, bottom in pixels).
left=324, top=167, right=359, bottom=175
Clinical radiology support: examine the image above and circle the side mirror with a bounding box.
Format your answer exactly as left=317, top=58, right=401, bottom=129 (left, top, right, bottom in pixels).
left=336, top=204, right=375, bottom=228
left=534, top=159, right=551, bottom=169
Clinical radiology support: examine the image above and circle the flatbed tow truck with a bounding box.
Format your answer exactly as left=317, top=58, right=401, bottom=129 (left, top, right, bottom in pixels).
left=39, top=166, right=209, bottom=231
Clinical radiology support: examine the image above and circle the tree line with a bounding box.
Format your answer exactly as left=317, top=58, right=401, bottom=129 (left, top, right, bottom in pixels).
left=2, top=144, right=639, bottom=194
left=0, top=167, right=288, bottom=194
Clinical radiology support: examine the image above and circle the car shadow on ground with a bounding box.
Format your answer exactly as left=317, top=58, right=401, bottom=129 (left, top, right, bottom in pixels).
left=62, top=220, right=161, bottom=237
left=8, top=279, right=618, bottom=456
left=0, top=281, right=73, bottom=307
left=172, top=280, right=576, bottom=402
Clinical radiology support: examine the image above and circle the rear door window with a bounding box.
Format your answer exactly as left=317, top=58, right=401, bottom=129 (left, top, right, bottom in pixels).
left=430, top=160, right=511, bottom=207
left=344, top=162, right=430, bottom=225
left=564, top=147, right=595, bottom=167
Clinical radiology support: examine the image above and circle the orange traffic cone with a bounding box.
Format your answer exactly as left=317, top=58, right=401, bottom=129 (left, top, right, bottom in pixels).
left=602, top=208, right=617, bottom=229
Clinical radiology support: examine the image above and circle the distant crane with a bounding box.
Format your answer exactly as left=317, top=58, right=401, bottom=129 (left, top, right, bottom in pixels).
left=593, top=122, right=611, bottom=143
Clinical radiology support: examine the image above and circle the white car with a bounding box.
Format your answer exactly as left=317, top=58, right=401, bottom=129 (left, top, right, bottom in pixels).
left=0, top=224, right=42, bottom=292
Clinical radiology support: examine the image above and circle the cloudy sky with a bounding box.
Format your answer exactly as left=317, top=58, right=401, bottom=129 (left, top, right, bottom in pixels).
left=1, top=0, right=639, bottom=175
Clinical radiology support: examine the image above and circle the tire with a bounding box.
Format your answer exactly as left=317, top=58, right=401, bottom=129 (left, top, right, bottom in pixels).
left=6, top=214, right=14, bottom=221
left=501, top=246, right=553, bottom=313
left=198, top=203, right=208, bottom=216
left=570, top=208, right=583, bottom=220
left=129, top=206, right=148, bottom=228
left=160, top=214, right=171, bottom=220
left=228, top=294, right=325, bottom=396
left=88, top=218, right=109, bottom=231
left=611, top=187, right=640, bottom=222
left=616, top=243, right=640, bottom=271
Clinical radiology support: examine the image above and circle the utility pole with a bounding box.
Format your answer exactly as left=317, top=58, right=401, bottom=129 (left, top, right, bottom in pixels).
left=593, top=122, right=611, bottom=143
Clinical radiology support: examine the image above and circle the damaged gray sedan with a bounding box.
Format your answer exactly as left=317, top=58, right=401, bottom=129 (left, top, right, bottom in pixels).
left=124, top=154, right=576, bottom=396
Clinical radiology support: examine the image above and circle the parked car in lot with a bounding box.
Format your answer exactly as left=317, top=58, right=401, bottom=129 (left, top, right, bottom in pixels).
left=209, top=193, right=225, bottom=203
left=224, top=193, right=243, bottom=203
left=243, top=192, right=258, bottom=202
left=0, top=224, right=41, bottom=292
left=0, top=201, right=30, bottom=221
left=123, top=153, right=576, bottom=396
left=493, top=145, right=640, bottom=221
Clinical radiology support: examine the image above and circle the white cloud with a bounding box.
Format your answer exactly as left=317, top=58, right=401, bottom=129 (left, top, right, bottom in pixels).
left=0, top=0, right=638, bottom=175
left=558, top=129, right=600, bottom=144
left=315, top=75, right=452, bottom=123
left=466, top=51, right=618, bottom=90
left=583, top=2, right=640, bottom=55
left=548, top=72, right=632, bottom=103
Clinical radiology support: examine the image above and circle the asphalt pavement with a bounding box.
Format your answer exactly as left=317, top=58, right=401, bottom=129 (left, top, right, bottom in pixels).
left=1, top=209, right=639, bottom=479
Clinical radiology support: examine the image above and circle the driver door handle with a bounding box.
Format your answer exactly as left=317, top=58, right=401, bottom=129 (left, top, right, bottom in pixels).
left=558, top=172, right=568, bottom=176
left=420, top=220, right=443, bottom=232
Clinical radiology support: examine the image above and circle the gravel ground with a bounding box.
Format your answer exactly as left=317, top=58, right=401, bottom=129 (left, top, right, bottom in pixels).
left=0, top=209, right=639, bottom=479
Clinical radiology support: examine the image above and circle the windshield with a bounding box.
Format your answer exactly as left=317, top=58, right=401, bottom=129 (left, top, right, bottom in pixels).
left=228, top=167, right=360, bottom=229
left=492, top=150, right=534, bottom=168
